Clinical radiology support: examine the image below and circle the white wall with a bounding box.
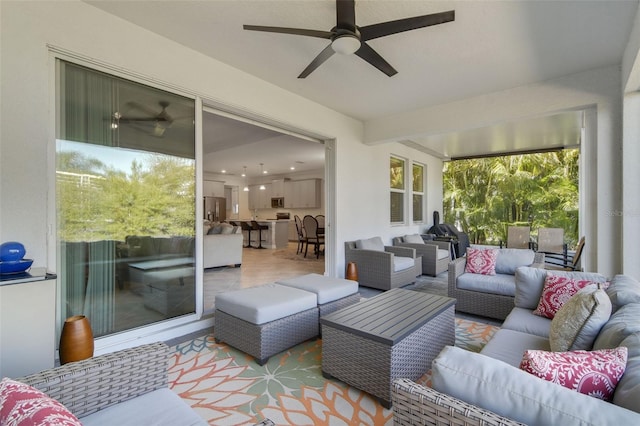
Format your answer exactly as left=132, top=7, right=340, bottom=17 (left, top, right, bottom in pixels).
left=0, top=1, right=435, bottom=353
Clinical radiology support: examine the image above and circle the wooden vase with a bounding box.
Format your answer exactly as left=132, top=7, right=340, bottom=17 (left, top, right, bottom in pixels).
left=346, top=262, right=358, bottom=281
left=59, top=315, right=94, bottom=365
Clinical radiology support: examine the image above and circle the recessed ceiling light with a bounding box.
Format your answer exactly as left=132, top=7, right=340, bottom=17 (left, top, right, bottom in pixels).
left=290, top=166, right=295, bottom=170
left=221, top=170, right=226, bottom=173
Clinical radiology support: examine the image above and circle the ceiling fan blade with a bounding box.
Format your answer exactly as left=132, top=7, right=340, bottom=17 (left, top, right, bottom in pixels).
left=243, top=25, right=331, bottom=40
left=359, top=10, right=455, bottom=41
left=336, top=0, right=356, bottom=32
left=298, top=44, right=335, bottom=78
left=355, top=42, right=397, bottom=77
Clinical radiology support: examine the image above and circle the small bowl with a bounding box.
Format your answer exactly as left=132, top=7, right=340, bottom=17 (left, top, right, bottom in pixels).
left=0, top=259, right=33, bottom=274
left=0, top=241, right=26, bottom=262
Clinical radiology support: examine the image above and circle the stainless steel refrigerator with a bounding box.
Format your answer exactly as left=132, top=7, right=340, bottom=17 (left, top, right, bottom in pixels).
left=203, top=197, right=226, bottom=222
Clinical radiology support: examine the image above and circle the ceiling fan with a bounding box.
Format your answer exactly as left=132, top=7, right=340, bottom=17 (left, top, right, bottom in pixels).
left=116, top=101, right=176, bottom=137
left=243, top=0, right=454, bottom=78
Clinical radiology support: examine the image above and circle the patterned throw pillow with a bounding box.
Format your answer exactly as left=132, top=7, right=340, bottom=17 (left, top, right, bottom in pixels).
left=519, top=347, right=628, bottom=401
left=465, top=248, right=498, bottom=275
left=0, top=378, right=81, bottom=426
left=533, top=272, right=599, bottom=319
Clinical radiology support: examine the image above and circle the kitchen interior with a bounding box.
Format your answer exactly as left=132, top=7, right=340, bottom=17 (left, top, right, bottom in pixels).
left=202, top=108, right=326, bottom=268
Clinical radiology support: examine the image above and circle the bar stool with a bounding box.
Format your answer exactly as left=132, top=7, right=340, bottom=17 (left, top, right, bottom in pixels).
left=240, top=221, right=253, bottom=248
left=251, top=220, right=268, bottom=249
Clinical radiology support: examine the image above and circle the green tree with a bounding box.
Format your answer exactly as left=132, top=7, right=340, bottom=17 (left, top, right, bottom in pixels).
left=443, top=150, right=579, bottom=248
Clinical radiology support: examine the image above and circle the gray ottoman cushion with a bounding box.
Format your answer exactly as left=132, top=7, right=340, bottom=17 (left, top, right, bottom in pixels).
left=215, top=283, right=317, bottom=325
left=276, top=273, right=358, bottom=304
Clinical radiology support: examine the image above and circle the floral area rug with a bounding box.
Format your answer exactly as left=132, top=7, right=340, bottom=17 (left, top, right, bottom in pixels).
left=168, top=318, right=498, bottom=425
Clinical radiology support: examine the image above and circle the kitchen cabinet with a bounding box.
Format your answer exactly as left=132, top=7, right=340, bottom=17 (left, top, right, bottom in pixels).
left=204, top=180, right=225, bottom=197
left=284, top=179, right=321, bottom=208
left=271, top=179, right=288, bottom=197
left=248, top=183, right=272, bottom=209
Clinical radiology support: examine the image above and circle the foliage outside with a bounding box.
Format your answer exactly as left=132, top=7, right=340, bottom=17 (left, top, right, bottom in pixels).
left=443, top=150, right=579, bottom=248
left=57, top=148, right=195, bottom=243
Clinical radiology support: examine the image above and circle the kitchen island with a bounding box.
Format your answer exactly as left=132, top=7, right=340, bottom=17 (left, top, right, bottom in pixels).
left=242, top=219, right=289, bottom=249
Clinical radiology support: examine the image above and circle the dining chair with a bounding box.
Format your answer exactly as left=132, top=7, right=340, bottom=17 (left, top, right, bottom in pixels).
left=501, top=226, right=531, bottom=249
left=294, top=215, right=306, bottom=254
left=303, top=215, right=324, bottom=258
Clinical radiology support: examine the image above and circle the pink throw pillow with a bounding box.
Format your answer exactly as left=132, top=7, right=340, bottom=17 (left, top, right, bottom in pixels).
left=519, top=347, right=628, bottom=401
left=465, top=248, right=498, bottom=275
left=0, top=378, right=81, bottom=426
left=533, top=273, right=599, bottom=319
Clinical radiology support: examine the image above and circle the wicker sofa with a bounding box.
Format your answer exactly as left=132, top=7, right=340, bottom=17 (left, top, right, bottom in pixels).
left=392, top=271, right=640, bottom=425
left=392, top=234, right=451, bottom=277
left=449, top=248, right=544, bottom=320
left=15, top=342, right=206, bottom=425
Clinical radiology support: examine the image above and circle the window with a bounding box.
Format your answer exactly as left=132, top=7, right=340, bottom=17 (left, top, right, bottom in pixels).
left=413, top=163, right=425, bottom=222
left=56, top=60, right=196, bottom=338
left=390, top=156, right=405, bottom=223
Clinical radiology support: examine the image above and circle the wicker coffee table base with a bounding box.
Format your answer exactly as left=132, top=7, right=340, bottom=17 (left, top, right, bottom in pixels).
left=321, top=305, right=455, bottom=408
left=214, top=308, right=319, bottom=365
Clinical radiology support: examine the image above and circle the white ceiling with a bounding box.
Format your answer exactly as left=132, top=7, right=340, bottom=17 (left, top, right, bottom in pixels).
left=86, top=0, right=638, bottom=170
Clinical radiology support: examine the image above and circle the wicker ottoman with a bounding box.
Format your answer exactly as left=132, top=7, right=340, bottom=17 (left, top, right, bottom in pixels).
left=276, top=273, right=360, bottom=316
left=320, top=289, right=456, bottom=408
left=214, top=283, right=319, bottom=365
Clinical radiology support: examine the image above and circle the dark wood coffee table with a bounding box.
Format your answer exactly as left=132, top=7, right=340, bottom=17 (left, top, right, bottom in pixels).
left=320, top=288, right=456, bottom=408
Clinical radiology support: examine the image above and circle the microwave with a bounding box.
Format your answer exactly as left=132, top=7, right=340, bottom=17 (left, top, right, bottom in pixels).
left=271, top=197, right=284, bottom=208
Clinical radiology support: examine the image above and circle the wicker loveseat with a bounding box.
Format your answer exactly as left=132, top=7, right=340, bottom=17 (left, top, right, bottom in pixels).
left=392, top=271, right=640, bottom=425
left=449, top=248, right=544, bottom=320
left=14, top=342, right=206, bottom=425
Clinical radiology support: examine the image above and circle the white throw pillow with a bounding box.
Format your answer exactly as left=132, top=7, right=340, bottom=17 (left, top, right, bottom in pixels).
left=403, top=234, right=425, bottom=244
left=356, top=237, right=385, bottom=251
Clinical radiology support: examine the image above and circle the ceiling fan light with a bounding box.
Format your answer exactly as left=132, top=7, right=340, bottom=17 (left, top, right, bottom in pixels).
left=332, top=35, right=360, bottom=55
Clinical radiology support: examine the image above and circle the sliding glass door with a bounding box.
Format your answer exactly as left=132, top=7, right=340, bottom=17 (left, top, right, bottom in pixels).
left=56, top=60, right=196, bottom=337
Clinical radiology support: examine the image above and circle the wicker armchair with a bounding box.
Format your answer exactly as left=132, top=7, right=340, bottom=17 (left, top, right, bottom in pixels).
left=392, top=378, right=524, bottom=426
left=392, top=236, right=451, bottom=277
left=345, top=240, right=421, bottom=290
left=448, top=251, right=545, bottom=320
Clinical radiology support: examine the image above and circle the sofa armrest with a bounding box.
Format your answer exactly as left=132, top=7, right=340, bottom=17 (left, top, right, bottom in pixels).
left=385, top=245, right=416, bottom=258
left=392, top=378, right=524, bottom=426
left=17, top=342, right=169, bottom=419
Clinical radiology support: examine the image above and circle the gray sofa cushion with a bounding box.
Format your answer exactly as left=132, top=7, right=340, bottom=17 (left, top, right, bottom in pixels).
left=613, top=332, right=640, bottom=412
left=607, top=275, right=640, bottom=313
left=404, top=234, right=424, bottom=244
left=495, top=249, right=535, bottom=275
left=480, top=329, right=550, bottom=367
left=431, top=346, right=640, bottom=426
left=356, top=236, right=384, bottom=251
left=80, top=388, right=206, bottom=426
left=457, top=273, right=516, bottom=297
left=593, top=303, right=640, bottom=350
left=514, top=267, right=607, bottom=309
left=502, top=307, right=552, bottom=338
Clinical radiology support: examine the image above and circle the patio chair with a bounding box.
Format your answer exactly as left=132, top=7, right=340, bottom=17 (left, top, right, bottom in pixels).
left=345, top=237, right=421, bottom=290
left=500, top=226, right=531, bottom=249
left=535, top=227, right=567, bottom=261
left=392, top=235, right=451, bottom=277
left=545, top=236, right=585, bottom=271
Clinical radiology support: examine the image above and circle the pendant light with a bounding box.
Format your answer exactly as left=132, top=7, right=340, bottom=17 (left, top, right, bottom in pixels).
left=242, top=166, right=249, bottom=192
left=259, top=163, right=266, bottom=190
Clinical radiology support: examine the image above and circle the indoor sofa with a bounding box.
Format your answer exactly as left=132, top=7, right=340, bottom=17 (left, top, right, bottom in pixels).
left=14, top=342, right=206, bottom=425
left=392, top=270, right=640, bottom=425
left=203, top=224, right=243, bottom=268
left=449, top=247, right=544, bottom=320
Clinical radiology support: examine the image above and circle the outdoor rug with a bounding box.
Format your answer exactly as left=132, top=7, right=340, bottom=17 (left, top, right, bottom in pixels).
left=168, top=318, right=498, bottom=425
